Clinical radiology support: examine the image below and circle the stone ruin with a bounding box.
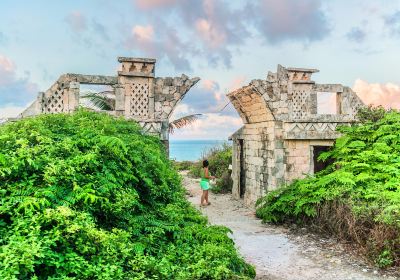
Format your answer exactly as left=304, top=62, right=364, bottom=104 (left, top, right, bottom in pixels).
left=227, top=65, right=364, bottom=206
left=19, top=57, right=200, bottom=149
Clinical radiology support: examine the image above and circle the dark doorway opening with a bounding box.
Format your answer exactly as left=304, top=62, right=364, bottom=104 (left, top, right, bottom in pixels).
left=239, top=139, right=246, bottom=198
left=313, top=146, right=334, bottom=173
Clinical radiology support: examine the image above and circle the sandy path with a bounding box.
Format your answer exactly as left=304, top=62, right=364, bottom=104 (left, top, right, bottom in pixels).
left=182, top=171, right=398, bottom=280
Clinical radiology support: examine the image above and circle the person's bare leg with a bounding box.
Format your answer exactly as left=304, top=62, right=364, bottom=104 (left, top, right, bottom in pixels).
left=201, top=191, right=206, bottom=206
left=205, top=190, right=210, bottom=205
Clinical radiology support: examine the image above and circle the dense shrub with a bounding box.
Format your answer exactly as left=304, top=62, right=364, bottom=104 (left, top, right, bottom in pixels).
left=172, top=160, right=194, bottom=171
left=190, top=143, right=233, bottom=193
left=0, top=111, right=255, bottom=279
left=256, top=111, right=400, bottom=268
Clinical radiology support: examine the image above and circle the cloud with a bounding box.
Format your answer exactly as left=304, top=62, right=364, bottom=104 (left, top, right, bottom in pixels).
left=384, top=10, right=400, bottom=36
left=170, top=113, right=242, bottom=140
left=132, top=25, right=154, bottom=41
left=172, top=76, right=246, bottom=125
left=174, top=80, right=221, bottom=114
left=0, top=55, right=38, bottom=106
left=227, top=76, right=246, bottom=92
left=353, top=79, right=400, bottom=109
left=346, top=27, right=366, bottom=43
left=65, top=11, right=87, bottom=33
left=64, top=12, right=112, bottom=57
left=125, top=22, right=193, bottom=71
left=0, top=105, right=27, bottom=119
left=131, top=0, right=250, bottom=68
left=131, top=0, right=331, bottom=69
left=250, top=0, right=330, bottom=43
left=92, top=19, right=110, bottom=41
left=316, top=92, right=337, bottom=114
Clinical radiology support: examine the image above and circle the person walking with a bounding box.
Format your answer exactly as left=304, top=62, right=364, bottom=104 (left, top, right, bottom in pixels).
left=200, top=159, right=215, bottom=206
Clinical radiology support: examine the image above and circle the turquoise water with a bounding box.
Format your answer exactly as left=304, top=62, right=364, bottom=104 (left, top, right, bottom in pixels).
left=169, top=140, right=228, bottom=161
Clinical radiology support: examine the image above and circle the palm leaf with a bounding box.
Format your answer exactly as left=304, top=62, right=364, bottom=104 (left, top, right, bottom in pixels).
left=169, top=114, right=202, bottom=134
left=81, top=91, right=115, bottom=111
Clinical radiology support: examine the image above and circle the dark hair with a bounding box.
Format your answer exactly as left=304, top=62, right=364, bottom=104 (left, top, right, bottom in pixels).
left=202, top=159, right=209, bottom=168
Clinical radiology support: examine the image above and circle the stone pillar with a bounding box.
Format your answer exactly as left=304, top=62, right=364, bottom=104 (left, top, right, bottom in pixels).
left=68, top=82, right=80, bottom=112
left=37, top=92, right=45, bottom=113
left=114, top=84, right=125, bottom=116
left=117, top=57, right=156, bottom=119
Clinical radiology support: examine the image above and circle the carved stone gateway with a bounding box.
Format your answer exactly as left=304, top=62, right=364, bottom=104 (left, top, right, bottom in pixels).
left=19, top=57, right=200, bottom=149
left=228, top=65, right=364, bottom=206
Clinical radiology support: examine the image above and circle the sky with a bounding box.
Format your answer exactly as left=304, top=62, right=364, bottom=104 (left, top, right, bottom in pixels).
left=0, top=0, right=400, bottom=139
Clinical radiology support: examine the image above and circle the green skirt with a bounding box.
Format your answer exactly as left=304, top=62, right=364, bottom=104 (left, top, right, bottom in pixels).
left=200, top=179, right=210, bottom=190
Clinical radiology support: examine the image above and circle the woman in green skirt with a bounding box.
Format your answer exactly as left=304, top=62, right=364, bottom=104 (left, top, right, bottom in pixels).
left=200, top=159, right=215, bottom=206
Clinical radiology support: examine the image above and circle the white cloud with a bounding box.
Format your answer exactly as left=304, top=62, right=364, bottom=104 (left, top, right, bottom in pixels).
left=170, top=113, right=242, bottom=140
left=0, top=54, right=38, bottom=106
left=0, top=105, right=26, bottom=119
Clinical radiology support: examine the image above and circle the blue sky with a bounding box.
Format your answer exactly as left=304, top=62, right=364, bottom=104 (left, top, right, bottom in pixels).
left=1, top=0, right=400, bottom=139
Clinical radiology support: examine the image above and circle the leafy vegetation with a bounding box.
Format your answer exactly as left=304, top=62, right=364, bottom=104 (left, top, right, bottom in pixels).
left=256, top=110, right=400, bottom=268
left=190, top=143, right=233, bottom=193
left=0, top=111, right=255, bottom=279
left=172, top=160, right=195, bottom=171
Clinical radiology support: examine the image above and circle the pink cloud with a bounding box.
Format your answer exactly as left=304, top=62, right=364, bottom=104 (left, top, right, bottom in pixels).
left=132, top=25, right=154, bottom=42
left=65, top=11, right=87, bottom=33
left=202, top=79, right=218, bottom=91
left=228, top=76, right=246, bottom=92
left=195, top=18, right=226, bottom=49
left=125, top=22, right=192, bottom=71
left=0, top=55, right=16, bottom=85
left=317, top=92, right=337, bottom=114
left=353, top=79, right=400, bottom=109
left=0, top=54, right=38, bottom=106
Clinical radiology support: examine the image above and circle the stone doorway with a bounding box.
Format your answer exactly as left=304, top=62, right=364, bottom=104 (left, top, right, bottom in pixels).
left=312, top=145, right=333, bottom=173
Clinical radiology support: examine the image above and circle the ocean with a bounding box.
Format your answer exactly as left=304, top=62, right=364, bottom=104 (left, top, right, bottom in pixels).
left=169, top=140, right=229, bottom=161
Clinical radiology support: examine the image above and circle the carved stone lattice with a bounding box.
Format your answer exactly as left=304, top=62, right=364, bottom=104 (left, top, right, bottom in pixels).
left=130, top=82, right=149, bottom=117
left=43, top=84, right=66, bottom=113
left=291, top=90, right=309, bottom=119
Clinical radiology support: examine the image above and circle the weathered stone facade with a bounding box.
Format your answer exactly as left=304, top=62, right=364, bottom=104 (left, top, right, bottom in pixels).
left=228, top=65, right=364, bottom=206
left=20, top=57, right=199, bottom=148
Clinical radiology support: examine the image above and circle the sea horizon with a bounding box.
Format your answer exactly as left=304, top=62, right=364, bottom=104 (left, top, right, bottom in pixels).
left=169, top=139, right=230, bottom=162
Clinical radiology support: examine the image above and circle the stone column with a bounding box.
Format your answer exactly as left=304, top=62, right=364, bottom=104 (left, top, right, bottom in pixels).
left=37, top=92, right=45, bottom=113
left=68, top=82, right=80, bottom=112
left=114, top=84, right=125, bottom=116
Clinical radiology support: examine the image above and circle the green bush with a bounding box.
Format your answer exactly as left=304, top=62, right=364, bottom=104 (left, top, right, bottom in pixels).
left=0, top=111, right=255, bottom=279
left=172, top=160, right=194, bottom=171
left=256, top=111, right=400, bottom=268
left=189, top=143, right=233, bottom=193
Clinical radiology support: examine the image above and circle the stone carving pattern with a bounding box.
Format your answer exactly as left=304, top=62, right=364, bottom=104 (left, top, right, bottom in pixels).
left=139, top=122, right=161, bottom=134
left=288, top=122, right=338, bottom=133
left=291, top=90, right=309, bottom=119
left=43, top=84, right=66, bottom=113
left=130, top=82, right=149, bottom=117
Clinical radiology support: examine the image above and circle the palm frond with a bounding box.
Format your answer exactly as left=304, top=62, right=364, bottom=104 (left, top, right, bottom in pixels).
left=169, top=114, right=202, bottom=134
left=81, top=91, right=115, bottom=111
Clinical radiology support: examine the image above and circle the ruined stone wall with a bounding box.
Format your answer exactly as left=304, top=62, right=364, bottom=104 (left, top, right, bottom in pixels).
left=19, top=57, right=199, bottom=146
left=229, top=85, right=275, bottom=205
left=284, top=139, right=334, bottom=183
left=228, top=64, right=365, bottom=206
left=243, top=123, right=269, bottom=204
